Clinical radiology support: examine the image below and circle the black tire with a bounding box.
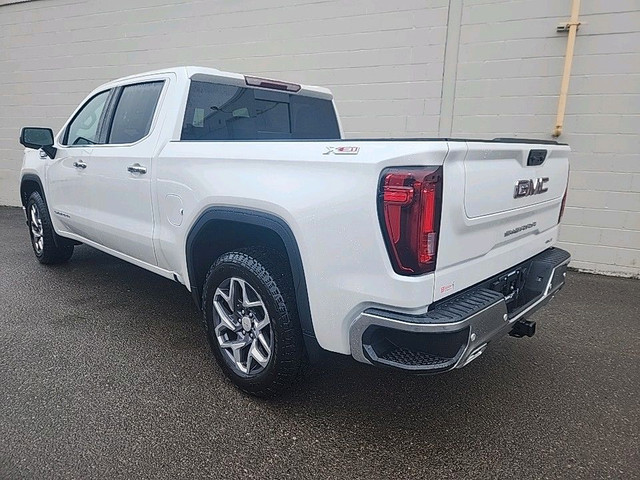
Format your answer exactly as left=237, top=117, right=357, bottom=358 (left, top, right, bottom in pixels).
left=202, top=247, right=305, bottom=397
left=26, top=191, right=74, bottom=264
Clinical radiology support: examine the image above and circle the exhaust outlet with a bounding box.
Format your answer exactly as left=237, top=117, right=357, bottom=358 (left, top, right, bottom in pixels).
left=509, top=319, right=536, bottom=338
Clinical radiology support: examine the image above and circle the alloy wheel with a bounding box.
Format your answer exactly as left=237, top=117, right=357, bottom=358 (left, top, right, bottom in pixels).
left=29, top=204, right=44, bottom=254
left=212, top=276, right=273, bottom=376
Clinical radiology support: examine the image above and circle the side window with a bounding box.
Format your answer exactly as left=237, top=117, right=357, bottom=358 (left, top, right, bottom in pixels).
left=107, top=81, right=164, bottom=144
left=181, top=80, right=340, bottom=141
left=64, top=90, right=110, bottom=146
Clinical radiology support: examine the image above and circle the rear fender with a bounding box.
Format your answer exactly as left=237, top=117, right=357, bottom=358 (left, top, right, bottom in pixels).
left=185, top=207, right=317, bottom=343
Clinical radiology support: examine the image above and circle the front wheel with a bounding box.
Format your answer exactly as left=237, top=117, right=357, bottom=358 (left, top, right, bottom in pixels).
left=26, top=191, right=74, bottom=264
left=202, top=248, right=305, bottom=397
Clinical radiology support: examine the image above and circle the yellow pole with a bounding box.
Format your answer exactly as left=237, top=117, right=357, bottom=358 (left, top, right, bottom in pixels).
left=553, top=0, right=581, bottom=137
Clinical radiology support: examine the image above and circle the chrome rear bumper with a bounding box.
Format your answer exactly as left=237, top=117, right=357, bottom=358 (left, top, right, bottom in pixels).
left=349, top=248, right=571, bottom=372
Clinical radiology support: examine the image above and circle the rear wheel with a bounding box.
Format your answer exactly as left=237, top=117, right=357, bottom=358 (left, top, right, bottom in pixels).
left=202, top=248, right=305, bottom=397
left=26, top=191, right=74, bottom=264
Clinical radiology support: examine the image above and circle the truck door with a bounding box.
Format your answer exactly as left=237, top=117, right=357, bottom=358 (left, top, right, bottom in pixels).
left=85, top=80, right=166, bottom=265
left=47, top=89, right=112, bottom=241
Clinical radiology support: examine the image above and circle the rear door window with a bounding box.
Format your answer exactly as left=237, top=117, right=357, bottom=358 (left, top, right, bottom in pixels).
left=107, top=81, right=164, bottom=144
left=181, top=80, right=340, bottom=141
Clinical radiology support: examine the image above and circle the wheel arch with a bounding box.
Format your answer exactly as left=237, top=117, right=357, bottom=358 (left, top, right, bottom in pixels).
left=20, top=173, right=46, bottom=207
left=185, top=207, right=316, bottom=341
left=20, top=173, right=76, bottom=248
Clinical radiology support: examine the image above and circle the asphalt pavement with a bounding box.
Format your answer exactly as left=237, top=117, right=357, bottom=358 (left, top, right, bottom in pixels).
left=1, top=206, right=638, bottom=479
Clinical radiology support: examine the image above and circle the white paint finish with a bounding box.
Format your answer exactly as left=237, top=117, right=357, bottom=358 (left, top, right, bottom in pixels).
left=84, top=146, right=158, bottom=265
left=462, top=143, right=567, bottom=218
left=156, top=139, right=448, bottom=354
left=155, top=131, right=568, bottom=350
left=164, top=195, right=183, bottom=227
left=46, top=146, right=97, bottom=239
left=434, top=142, right=568, bottom=301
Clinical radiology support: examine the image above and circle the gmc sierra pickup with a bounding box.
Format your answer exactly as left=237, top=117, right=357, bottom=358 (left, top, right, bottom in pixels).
left=19, top=66, right=570, bottom=396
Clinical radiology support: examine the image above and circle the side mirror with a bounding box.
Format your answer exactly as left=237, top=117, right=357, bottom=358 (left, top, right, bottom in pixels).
left=20, top=127, right=57, bottom=159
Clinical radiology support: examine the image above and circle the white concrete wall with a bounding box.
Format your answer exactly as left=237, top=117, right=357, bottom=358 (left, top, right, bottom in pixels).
left=0, top=0, right=638, bottom=276
left=449, top=0, right=640, bottom=277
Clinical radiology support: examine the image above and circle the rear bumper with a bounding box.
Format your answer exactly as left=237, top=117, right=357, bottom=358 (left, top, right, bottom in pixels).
left=349, top=247, right=571, bottom=372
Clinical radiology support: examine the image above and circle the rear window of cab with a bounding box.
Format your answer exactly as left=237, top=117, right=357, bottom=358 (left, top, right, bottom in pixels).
left=181, top=80, right=340, bottom=141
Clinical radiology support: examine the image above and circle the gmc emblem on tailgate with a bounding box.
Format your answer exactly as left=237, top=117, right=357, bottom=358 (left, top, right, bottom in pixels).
left=514, top=177, right=549, bottom=198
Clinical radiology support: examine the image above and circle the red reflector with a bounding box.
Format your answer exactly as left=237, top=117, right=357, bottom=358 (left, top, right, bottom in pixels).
left=245, top=75, right=301, bottom=92
left=383, top=186, right=414, bottom=205
left=419, top=183, right=437, bottom=264
left=379, top=167, right=443, bottom=275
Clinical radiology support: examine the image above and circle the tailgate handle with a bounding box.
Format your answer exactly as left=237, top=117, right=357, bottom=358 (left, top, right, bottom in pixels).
left=527, top=149, right=547, bottom=166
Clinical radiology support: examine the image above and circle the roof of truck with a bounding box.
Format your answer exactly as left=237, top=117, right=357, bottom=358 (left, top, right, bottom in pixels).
left=104, top=66, right=334, bottom=100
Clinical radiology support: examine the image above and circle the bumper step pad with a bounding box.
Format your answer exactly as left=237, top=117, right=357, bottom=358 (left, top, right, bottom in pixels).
left=379, top=347, right=451, bottom=367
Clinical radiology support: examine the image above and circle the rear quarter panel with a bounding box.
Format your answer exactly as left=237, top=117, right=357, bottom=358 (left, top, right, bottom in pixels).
left=154, top=141, right=450, bottom=354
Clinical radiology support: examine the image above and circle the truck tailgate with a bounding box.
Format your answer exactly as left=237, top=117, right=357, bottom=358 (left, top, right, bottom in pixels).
left=433, top=141, right=570, bottom=302
left=464, top=143, right=567, bottom=218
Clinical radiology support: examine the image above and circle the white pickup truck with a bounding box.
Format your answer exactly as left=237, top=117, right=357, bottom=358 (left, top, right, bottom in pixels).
left=19, top=66, right=570, bottom=396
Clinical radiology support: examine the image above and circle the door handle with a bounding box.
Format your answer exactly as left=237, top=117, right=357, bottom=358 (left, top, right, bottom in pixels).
left=73, top=160, right=87, bottom=169
left=127, top=163, right=147, bottom=175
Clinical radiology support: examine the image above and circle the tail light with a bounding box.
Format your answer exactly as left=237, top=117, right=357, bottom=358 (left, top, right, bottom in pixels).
left=378, top=167, right=443, bottom=275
